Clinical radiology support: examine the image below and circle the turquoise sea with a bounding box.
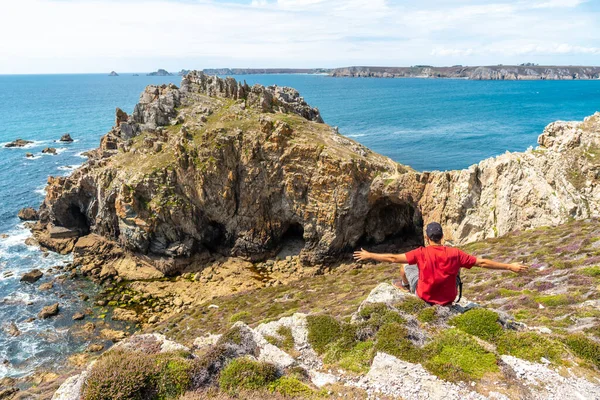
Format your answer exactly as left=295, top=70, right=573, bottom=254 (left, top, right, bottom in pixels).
left=0, top=73, right=599, bottom=377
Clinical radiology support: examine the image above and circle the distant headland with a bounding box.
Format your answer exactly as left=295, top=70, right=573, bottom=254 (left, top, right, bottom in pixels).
left=168, top=65, right=600, bottom=80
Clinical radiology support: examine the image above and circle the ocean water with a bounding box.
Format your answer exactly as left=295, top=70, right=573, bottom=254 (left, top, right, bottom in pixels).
left=0, top=73, right=599, bottom=378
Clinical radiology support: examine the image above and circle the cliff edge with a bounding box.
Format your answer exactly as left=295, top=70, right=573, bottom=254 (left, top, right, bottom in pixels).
left=30, top=72, right=600, bottom=278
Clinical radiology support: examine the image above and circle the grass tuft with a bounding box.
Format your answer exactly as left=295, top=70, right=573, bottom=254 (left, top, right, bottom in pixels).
left=219, top=358, right=279, bottom=394
left=449, top=309, right=503, bottom=341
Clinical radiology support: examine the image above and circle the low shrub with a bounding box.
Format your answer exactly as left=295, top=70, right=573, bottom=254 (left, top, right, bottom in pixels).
left=230, top=311, right=251, bottom=324
left=276, top=326, right=295, bottom=351
left=581, top=266, right=600, bottom=277
left=563, top=334, right=600, bottom=369
left=269, top=376, right=314, bottom=397
left=306, top=315, right=341, bottom=354
left=449, top=309, right=502, bottom=341
left=495, top=331, right=563, bottom=363
left=423, top=329, right=499, bottom=382
left=394, top=297, right=429, bottom=315
left=417, top=307, right=437, bottom=323
left=219, top=358, right=279, bottom=394
left=82, top=350, right=196, bottom=400
left=374, top=323, right=422, bottom=363
left=534, top=294, right=576, bottom=307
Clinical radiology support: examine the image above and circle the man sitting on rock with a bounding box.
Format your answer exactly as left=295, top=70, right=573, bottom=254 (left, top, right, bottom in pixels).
left=353, top=222, right=529, bottom=306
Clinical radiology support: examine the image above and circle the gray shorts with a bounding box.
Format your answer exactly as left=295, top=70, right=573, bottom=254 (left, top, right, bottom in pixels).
left=404, top=264, right=419, bottom=294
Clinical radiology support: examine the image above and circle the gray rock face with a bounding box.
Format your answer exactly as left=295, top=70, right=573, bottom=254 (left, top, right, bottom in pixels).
left=20, top=269, right=43, bottom=283
left=42, top=147, right=57, bottom=155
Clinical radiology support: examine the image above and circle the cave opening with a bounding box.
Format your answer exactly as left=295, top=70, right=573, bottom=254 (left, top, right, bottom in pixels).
left=276, top=222, right=305, bottom=258
left=65, top=204, right=90, bottom=235
left=357, top=199, right=423, bottom=253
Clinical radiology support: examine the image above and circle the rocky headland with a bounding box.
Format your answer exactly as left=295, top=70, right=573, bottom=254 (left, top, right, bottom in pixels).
left=331, top=65, right=600, bottom=80
left=147, top=69, right=174, bottom=76
left=9, top=71, right=600, bottom=399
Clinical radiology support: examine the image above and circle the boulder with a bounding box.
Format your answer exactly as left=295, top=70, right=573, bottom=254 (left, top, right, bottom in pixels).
left=42, top=147, right=57, bottom=155
left=18, top=207, right=39, bottom=221
left=38, top=303, right=60, bottom=319
left=5, top=322, right=20, bottom=337
left=72, top=312, right=85, bottom=321
left=59, top=133, right=74, bottom=142
left=21, top=269, right=43, bottom=283
left=5, top=139, right=32, bottom=148
left=38, top=282, right=53, bottom=291
left=25, top=152, right=34, bottom=158
left=111, top=308, right=139, bottom=322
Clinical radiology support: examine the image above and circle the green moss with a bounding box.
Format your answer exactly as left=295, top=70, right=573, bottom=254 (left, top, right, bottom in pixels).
left=424, top=329, right=499, bottom=382
left=276, top=326, right=295, bottom=352
left=358, top=303, right=406, bottom=331
left=306, top=315, right=342, bottom=354
left=269, top=376, right=314, bottom=397
left=534, top=294, right=575, bottom=307
left=333, top=341, right=375, bottom=373
left=449, top=309, right=503, bottom=341
left=417, top=307, right=437, bottom=323
left=495, top=331, right=564, bottom=363
left=581, top=266, right=600, bottom=277
left=374, top=323, right=422, bottom=363
left=230, top=311, right=251, bottom=324
left=154, top=355, right=195, bottom=399
left=220, top=326, right=243, bottom=345
left=394, top=297, right=429, bottom=315
left=498, top=288, right=522, bottom=297
left=564, top=334, right=600, bottom=369
left=218, top=358, right=279, bottom=394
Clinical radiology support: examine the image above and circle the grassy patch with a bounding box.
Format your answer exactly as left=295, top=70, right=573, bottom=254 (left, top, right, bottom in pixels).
left=563, top=334, right=600, bottom=369
left=394, top=297, right=429, bottom=315
left=219, top=358, right=279, bottom=394
left=374, top=322, right=422, bottom=363
left=534, top=294, right=576, bottom=307
left=417, top=307, right=437, bottom=323
left=424, top=329, right=499, bottom=382
left=325, top=340, right=374, bottom=373
left=269, top=376, right=314, bottom=397
left=230, top=311, right=251, bottom=324
left=449, top=309, right=503, bottom=341
left=581, top=266, right=600, bottom=277
left=495, top=331, right=564, bottom=363
left=306, top=315, right=342, bottom=354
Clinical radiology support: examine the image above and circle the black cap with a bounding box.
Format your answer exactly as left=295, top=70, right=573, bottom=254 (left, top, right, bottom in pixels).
left=426, top=222, right=443, bottom=241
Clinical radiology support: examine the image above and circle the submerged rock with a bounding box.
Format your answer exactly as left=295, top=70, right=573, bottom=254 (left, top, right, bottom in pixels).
left=38, top=303, right=59, bottom=319
left=59, top=133, right=74, bottom=142
left=42, top=147, right=57, bottom=155
left=20, top=269, right=43, bottom=283
left=5, top=139, right=32, bottom=148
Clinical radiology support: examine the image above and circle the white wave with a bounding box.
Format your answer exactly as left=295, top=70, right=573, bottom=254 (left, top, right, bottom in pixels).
left=1, top=140, right=50, bottom=150
left=75, top=150, right=92, bottom=159
left=346, top=133, right=366, bottom=138
left=34, top=185, right=47, bottom=196
left=57, top=164, right=81, bottom=172
left=24, top=155, right=42, bottom=160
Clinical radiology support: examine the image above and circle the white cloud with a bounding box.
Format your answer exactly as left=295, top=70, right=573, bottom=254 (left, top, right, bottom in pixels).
left=0, top=0, right=598, bottom=73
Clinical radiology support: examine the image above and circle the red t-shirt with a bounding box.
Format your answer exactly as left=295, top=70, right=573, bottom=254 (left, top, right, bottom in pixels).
left=405, top=246, right=477, bottom=305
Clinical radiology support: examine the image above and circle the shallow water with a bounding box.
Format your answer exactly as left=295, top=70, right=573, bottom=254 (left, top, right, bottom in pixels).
left=0, top=73, right=599, bottom=377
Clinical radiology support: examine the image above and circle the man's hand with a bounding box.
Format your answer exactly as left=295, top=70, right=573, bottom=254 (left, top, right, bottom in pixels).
left=353, top=248, right=372, bottom=262
left=508, top=262, right=529, bottom=273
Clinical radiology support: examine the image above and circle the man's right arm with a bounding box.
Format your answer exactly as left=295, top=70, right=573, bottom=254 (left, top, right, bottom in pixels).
left=475, top=258, right=529, bottom=273
left=353, top=248, right=408, bottom=263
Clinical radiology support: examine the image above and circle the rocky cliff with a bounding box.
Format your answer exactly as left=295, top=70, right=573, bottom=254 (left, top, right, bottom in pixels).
left=31, top=71, right=600, bottom=279
left=331, top=65, right=600, bottom=80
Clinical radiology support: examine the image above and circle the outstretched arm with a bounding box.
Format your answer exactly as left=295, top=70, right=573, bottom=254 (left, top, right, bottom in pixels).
left=353, top=248, right=408, bottom=264
left=475, top=258, right=529, bottom=273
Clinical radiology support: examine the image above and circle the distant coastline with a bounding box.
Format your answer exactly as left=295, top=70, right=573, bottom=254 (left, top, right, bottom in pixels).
left=171, top=65, right=600, bottom=80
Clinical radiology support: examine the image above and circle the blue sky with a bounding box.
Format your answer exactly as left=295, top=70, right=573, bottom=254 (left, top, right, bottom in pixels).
left=0, top=0, right=599, bottom=73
